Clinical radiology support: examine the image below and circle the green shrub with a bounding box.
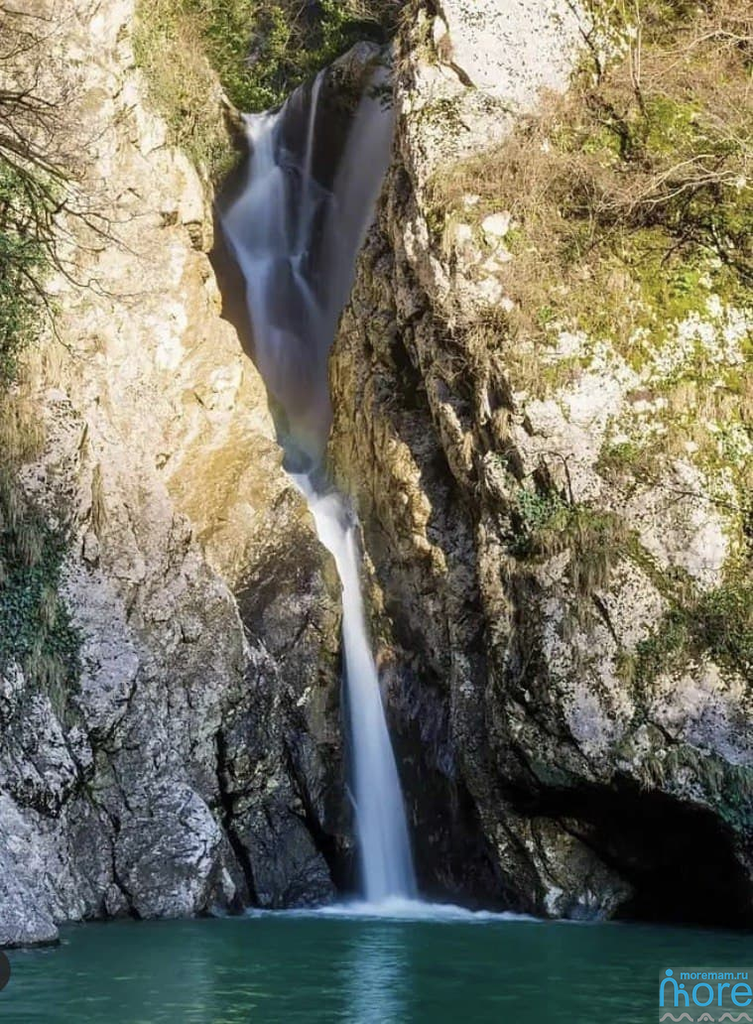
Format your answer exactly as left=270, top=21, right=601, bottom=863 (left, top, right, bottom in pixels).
left=210, top=0, right=400, bottom=111
left=631, top=562, right=753, bottom=684
left=0, top=471, right=81, bottom=715
left=0, top=153, right=81, bottom=711
left=511, top=485, right=629, bottom=604
left=695, top=573, right=753, bottom=677
left=134, top=0, right=402, bottom=179
left=0, top=161, right=48, bottom=385
left=133, top=0, right=237, bottom=181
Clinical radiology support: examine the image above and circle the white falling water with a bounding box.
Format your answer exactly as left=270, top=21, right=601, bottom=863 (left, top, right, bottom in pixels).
left=297, top=477, right=416, bottom=902
left=219, top=59, right=416, bottom=903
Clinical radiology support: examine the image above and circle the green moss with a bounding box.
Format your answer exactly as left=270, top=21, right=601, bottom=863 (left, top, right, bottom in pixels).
left=504, top=225, right=525, bottom=254
left=625, top=731, right=753, bottom=827
left=578, top=125, right=622, bottom=163
left=620, top=230, right=715, bottom=350
left=642, top=95, right=701, bottom=157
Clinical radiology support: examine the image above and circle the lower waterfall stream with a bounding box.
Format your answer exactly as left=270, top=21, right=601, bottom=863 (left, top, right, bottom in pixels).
left=218, top=57, right=416, bottom=905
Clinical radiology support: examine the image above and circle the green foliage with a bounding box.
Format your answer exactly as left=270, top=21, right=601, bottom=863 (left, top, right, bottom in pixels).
left=630, top=606, right=692, bottom=681
left=694, top=573, right=753, bottom=676
left=0, top=154, right=81, bottom=712
left=134, top=0, right=401, bottom=173
left=0, top=161, right=48, bottom=384
left=630, top=562, right=753, bottom=685
left=0, top=469, right=81, bottom=715
left=133, top=0, right=237, bottom=181
left=515, top=488, right=568, bottom=541
left=182, top=0, right=267, bottom=111
left=222, top=0, right=399, bottom=111
left=512, top=485, right=629, bottom=603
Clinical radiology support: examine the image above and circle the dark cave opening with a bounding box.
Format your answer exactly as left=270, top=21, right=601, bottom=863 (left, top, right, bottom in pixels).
left=508, top=776, right=753, bottom=929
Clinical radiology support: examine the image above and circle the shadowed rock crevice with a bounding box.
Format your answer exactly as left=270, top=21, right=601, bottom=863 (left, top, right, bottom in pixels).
left=282, top=740, right=355, bottom=895
left=215, top=729, right=257, bottom=909
left=386, top=664, right=512, bottom=908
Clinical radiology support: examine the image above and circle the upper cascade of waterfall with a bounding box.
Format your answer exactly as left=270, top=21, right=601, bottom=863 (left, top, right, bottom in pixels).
left=218, top=49, right=395, bottom=467
left=218, top=49, right=416, bottom=903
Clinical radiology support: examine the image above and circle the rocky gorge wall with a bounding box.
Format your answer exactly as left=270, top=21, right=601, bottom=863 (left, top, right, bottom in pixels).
left=329, top=0, right=753, bottom=923
left=0, top=0, right=350, bottom=947
left=1, top=0, right=750, bottom=947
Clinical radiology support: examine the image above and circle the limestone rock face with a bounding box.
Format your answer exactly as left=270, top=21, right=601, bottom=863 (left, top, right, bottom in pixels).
left=433, top=0, right=581, bottom=104
left=0, top=0, right=346, bottom=946
left=329, top=0, right=752, bottom=923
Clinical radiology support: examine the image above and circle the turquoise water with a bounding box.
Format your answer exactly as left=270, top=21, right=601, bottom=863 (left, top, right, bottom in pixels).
left=3, top=908, right=751, bottom=1023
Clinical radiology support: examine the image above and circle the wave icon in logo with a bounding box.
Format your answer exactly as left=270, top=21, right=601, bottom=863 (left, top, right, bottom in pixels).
left=719, top=1016, right=753, bottom=1022
left=659, top=1016, right=694, bottom=1022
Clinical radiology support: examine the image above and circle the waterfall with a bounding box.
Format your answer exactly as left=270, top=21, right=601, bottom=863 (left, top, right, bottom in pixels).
left=218, top=56, right=417, bottom=903
left=297, top=479, right=416, bottom=901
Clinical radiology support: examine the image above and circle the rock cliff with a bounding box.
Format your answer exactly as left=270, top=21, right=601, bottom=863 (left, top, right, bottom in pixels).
left=330, top=0, right=752, bottom=923
left=0, top=0, right=347, bottom=947
left=1, top=0, right=750, bottom=945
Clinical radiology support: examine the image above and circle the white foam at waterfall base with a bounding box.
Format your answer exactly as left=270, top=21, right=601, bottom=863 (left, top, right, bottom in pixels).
left=219, top=61, right=417, bottom=904
left=245, top=897, right=538, bottom=924
left=309, top=897, right=537, bottom=923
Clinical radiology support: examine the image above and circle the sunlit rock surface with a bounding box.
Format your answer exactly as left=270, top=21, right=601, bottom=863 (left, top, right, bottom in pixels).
left=0, top=0, right=346, bottom=946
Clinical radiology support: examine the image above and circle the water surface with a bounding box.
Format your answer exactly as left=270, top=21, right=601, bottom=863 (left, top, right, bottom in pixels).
left=4, top=910, right=751, bottom=1023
